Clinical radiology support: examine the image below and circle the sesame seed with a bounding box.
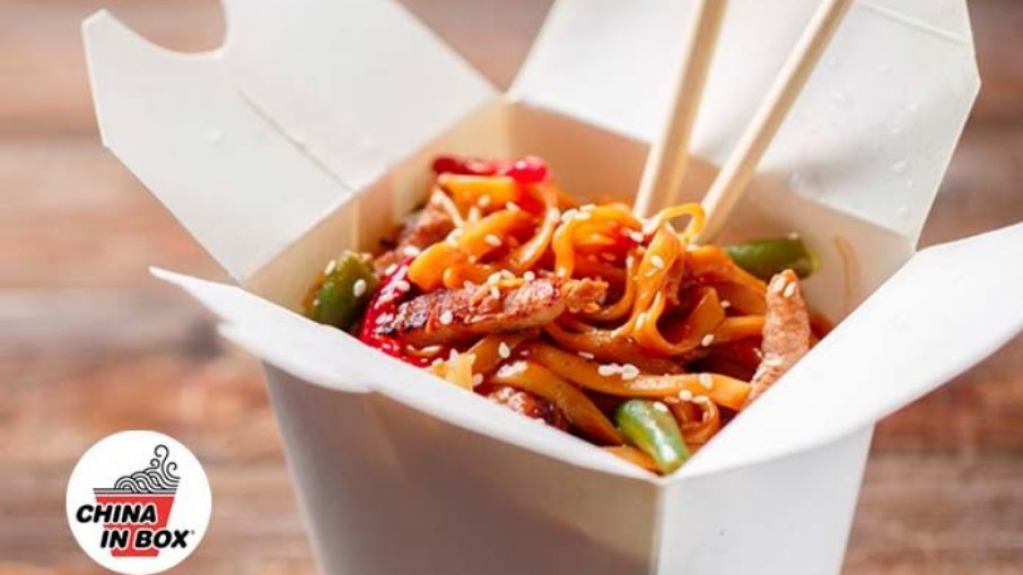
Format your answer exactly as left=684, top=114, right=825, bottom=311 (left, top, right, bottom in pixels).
left=575, top=211, right=592, bottom=220
left=651, top=255, right=666, bottom=269
left=402, top=246, right=421, bottom=257
left=700, top=333, right=715, bottom=347
left=498, top=342, right=511, bottom=359
left=578, top=351, right=595, bottom=360
left=375, top=313, right=394, bottom=325
left=448, top=349, right=460, bottom=361
left=653, top=402, right=670, bottom=414
left=439, top=310, right=454, bottom=325
left=506, top=201, right=521, bottom=212
left=489, top=286, right=500, bottom=299
left=678, top=390, right=694, bottom=401
left=783, top=281, right=797, bottom=299
left=500, top=270, right=516, bottom=280
left=771, top=277, right=786, bottom=294
left=721, top=300, right=732, bottom=309
left=353, top=278, right=367, bottom=298
left=698, top=373, right=714, bottom=389
left=621, top=364, right=640, bottom=380
left=788, top=231, right=800, bottom=240
left=485, top=234, right=503, bottom=247
left=324, top=259, right=337, bottom=275
left=472, top=374, right=484, bottom=386
left=478, top=195, right=492, bottom=208
left=384, top=263, right=398, bottom=276
left=597, top=364, right=620, bottom=377
left=523, top=271, right=536, bottom=281
left=394, top=280, right=411, bottom=293
left=497, top=361, right=527, bottom=378
left=487, top=272, right=502, bottom=285
left=312, top=298, right=320, bottom=307
left=629, top=231, right=645, bottom=244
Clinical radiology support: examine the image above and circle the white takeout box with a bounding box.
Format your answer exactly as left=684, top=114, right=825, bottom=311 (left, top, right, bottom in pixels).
left=83, top=1, right=1023, bottom=573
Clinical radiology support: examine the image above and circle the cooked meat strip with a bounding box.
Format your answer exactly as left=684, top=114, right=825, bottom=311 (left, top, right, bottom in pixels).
left=747, top=269, right=812, bottom=404
left=483, top=385, right=569, bottom=430
left=380, top=277, right=607, bottom=347
left=374, top=189, right=456, bottom=274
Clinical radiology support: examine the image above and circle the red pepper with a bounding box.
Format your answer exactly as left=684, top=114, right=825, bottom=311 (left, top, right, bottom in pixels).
left=499, top=155, right=548, bottom=184
left=432, top=154, right=549, bottom=185
left=357, top=260, right=432, bottom=367
left=431, top=155, right=500, bottom=177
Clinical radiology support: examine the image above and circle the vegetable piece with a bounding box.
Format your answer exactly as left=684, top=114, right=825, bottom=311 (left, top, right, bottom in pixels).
left=500, top=156, right=548, bottom=184
left=432, top=154, right=549, bottom=185
left=306, top=251, right=379, bottom=331
left=615, top=399, right=690, bottom=474
left=724, top=237, right=820, bottom=281
left=431, top=155, right=500, bottom=176
left=357, top=259, right=433, bottom=366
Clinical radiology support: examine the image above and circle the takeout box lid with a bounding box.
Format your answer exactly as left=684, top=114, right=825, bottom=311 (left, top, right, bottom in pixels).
left=81, top=0, right=1022, bottom=481
left=84, top=0, right=979, bottom=282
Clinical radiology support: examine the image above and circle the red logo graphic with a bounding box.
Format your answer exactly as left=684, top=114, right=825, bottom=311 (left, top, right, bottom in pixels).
left=74, top=444, right=188, bottom=558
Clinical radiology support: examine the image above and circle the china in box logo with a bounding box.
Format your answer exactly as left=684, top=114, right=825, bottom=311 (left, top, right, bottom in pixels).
left=67, top=431, right=211, bottom=575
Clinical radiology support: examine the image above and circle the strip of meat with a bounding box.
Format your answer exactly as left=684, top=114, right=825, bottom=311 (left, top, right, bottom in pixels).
left=482, top=385, right=569, bottom=430
left=374, top=189, right=456, bottom=274
left=747, top=269, right=812, bottom=404
left=380, top=277, right=607, bottom=347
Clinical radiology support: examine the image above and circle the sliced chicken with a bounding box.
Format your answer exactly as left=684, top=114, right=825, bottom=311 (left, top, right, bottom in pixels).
left=747, top=270, right=812, bottom=404
left=374, top=189, right=456, bottom=274
left=379, top=277, right=607, bottom=347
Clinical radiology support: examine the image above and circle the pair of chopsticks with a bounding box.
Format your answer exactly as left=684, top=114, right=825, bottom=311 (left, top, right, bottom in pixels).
left=635, top=0, right=856, bottom=241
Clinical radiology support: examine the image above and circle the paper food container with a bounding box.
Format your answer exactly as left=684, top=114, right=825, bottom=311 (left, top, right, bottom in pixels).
left=83, top=1, right=1023, bottom=573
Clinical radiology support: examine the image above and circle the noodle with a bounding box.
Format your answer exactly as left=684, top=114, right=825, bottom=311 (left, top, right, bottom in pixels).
left=308, top=154, right=822, bottom=474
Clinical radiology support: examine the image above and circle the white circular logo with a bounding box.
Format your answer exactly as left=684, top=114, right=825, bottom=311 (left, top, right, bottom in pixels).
left=66, top=431, right=212, bottom=574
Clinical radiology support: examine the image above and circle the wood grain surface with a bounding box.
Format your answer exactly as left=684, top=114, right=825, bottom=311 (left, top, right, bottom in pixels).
left=1, top=1, right=1021, bottom=574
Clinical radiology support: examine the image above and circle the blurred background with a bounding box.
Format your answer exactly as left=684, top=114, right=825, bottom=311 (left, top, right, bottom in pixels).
left=1, top=1, right=1021, bottom=573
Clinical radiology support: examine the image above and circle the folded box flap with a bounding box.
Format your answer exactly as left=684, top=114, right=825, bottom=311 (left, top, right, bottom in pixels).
left=151, top=268, right=651, bottom=480
left=83, top=12, right=352, bottom=281
left=513, top=0, right=979, bottom=243
left=83, top=0, right=495, bottom=281
left=681, top=222, right=1023, bottom=478
left=220, top=0, right=496, bottom=192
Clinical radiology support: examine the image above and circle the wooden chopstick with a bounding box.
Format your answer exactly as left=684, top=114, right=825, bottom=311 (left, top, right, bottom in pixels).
left=634, top=0, right=729, bottom=218
left=697, top=0, right=856, bottom=241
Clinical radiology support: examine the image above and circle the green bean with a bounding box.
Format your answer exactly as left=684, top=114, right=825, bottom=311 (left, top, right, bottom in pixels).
left=615, top=399, right=690, bottom=474
left=724, top=237, right=819, bottom=281
left=306, top=251, right=379, bottom=331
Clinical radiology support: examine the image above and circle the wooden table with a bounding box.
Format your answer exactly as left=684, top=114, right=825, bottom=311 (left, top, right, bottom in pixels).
left=1, top=1, right=1020, bottom=573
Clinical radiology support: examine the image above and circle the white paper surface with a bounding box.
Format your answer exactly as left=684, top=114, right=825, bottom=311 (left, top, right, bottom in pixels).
left=514, top=0, right=979, bottom=242
left=83, top=0, right=494, bottom=282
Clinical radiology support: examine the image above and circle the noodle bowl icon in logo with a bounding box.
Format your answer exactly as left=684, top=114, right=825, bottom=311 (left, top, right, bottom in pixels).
left=91, top=444, right=181, bottom=557
left=67, top=431, right=211, bottom=575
